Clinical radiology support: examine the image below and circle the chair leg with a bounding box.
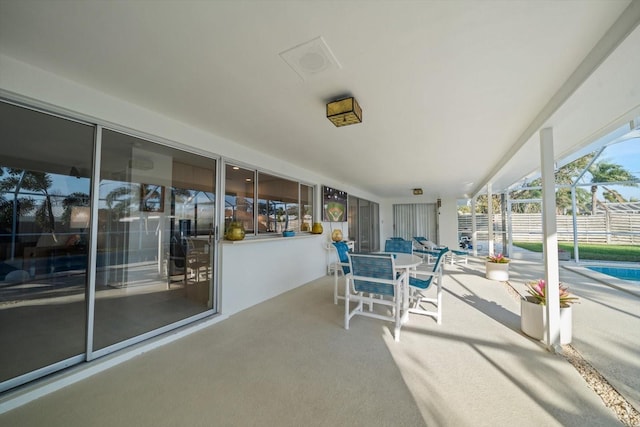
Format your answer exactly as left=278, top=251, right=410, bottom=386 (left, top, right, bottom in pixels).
left=436, top=276, right=443, bottom=324
left=344, top=276, right=349, bottom=306
left=393, top=292, right=402, bottom=342
left=408, top=273, right=444, bottom=325
left=344, top=283, right=350, bottom=330
left=436, top=287, right=442, bottom=324
left=334, top=267, right=339, bottom=304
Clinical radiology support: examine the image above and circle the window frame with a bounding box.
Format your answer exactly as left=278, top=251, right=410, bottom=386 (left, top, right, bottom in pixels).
left=223, top=160, right=315, bottom=238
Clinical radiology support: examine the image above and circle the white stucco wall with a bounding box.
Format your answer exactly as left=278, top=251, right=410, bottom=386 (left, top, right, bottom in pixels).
left=220, top=235, right=326, bottom=315
left=0, top=53, right=379, bottom=316
left=437, top=196, right=459, bottom=250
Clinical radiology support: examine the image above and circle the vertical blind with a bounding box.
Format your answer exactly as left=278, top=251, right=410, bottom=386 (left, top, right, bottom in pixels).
left=392, top=203, right=437, bottom=243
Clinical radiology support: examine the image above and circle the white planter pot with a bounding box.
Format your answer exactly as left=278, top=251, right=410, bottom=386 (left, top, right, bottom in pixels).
left=520, top=297, right=572, bottom=344
left=485, top=261, right=509, bottom=281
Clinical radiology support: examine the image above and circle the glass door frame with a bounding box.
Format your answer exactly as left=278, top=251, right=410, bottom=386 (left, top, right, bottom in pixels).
left=0, top=96, right=223, bottom=391
left=87, top=126, right=222, bottom=361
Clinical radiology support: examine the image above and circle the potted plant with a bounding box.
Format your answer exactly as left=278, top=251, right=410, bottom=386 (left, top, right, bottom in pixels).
left=485, top=253, right=510, bottom=281
left=521, top=279, right=579, bottom=344
left=282, top=213, right=295, bottom=237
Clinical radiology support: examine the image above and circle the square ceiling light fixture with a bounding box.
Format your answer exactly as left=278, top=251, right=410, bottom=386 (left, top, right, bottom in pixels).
left=412, top=188, right=423, bottom=195
left=327, top=97, right=362, bottom=127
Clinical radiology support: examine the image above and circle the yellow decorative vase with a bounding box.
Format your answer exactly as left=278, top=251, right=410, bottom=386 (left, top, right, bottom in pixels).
left=331, top=229, right=343, bottom=242
left=311, top=222, right=323, bottom=234
left=226, top=221, right=245, bottom=241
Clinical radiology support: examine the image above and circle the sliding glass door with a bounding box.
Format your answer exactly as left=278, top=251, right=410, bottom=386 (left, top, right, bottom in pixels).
left=0, top=102, right=94, bottom=385
left=94, top=129, right=217, bottom=353
left=348, top=195, right=380, bottom=252
left=1, top=101, right=219, bottom=391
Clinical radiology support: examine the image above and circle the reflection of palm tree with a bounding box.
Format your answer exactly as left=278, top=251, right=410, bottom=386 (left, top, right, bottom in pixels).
left=0, top=172, right=35, bottom=230
left=28, top=172, right=56, bottom=232
left=0, top=168, right=56, bottom=232
left=589, top=161, right=638, bottom=214
left=105, top=184, right=140, bottom=218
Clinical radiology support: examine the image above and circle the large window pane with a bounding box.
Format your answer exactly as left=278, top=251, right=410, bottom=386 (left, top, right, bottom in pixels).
left=225, top=164, right=255, bottom=234
left=300, top=184, right=313, bottom=231
left=95, top=130, right=216, bottom=351
left=0, top=102, right=93, bottom=386
left=258, top=173, right=298, bottom=234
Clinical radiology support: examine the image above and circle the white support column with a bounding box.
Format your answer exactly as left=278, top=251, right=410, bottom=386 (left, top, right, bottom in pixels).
left=540, top=127, right=561, bottom=353
left=487, top=184, right=494, bottom=256
left=501, top=193, right=508, bottom=256
left=507, top=197, right=513, bottom=258
left=571, top=186, right=579, bottom=263
left=471, top=198, right=478, bottom=256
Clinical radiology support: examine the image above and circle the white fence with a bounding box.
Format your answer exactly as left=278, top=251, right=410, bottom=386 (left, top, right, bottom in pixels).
left=458, top=213, right=640, bottom=245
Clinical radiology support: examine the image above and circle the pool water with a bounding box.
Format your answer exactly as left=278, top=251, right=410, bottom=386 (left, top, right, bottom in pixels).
left=587, top=266, right=640, bottom=282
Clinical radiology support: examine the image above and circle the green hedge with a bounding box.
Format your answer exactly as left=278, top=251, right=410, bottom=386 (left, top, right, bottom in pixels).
left=512, top=242, right=640, bottom=263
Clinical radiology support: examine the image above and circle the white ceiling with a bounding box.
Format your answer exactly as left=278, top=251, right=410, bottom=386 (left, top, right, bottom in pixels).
left=1, top=0, right=639, bottom=200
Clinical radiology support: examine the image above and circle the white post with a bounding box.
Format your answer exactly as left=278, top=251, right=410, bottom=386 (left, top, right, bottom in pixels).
left=540, top=128, right=561, bottom=353
left=507, top=197, right=513, bottom=258
left=571, top=186, right=579, bottom=263
left=487, top=184, right=494, bottom=256
left=471, top=198, right=478, bottom=256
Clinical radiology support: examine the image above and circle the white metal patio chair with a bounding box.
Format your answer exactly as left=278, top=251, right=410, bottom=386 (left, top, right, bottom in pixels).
left=407, top=246, right=448, bottom=324
left=331, top=241, right=351, bottom=304
left=345, top=253, right=408, bottom=342
left=384, top=238, right=413, bottom=254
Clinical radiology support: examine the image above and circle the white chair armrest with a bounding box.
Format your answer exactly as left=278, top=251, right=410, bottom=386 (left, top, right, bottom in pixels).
left=410, top=270, right=437, bottom=278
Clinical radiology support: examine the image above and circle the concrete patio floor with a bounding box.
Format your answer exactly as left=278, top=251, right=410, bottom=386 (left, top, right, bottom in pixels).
left=504, top=254, right=640, bottom=418
left=0, top=254, right=638, bottom=426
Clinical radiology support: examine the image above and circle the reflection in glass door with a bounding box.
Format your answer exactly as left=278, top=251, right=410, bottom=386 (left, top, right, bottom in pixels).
left=94, top=129, right=217, bottom=353
left=0, top=101, right=94, bottom=389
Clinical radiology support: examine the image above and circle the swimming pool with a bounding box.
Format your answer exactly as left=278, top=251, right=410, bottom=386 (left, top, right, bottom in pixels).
left=587, top=266, right=640, bottom=282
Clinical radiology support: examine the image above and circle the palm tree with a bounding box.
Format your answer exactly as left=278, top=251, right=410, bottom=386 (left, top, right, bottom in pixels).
left=588, top=161, right=638, bottom=214
left=601, top=187, right=626, bottom=203
left=509, top=154, right=595, bottom=214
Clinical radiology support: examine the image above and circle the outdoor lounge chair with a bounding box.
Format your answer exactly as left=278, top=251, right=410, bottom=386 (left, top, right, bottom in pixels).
left=412, top=236, right=444, bottom=263
left=407, top=246, right=448, bottom=324
left=413, top=236, right=440, bottom=251
left=345, top=253, right=407, bottom=342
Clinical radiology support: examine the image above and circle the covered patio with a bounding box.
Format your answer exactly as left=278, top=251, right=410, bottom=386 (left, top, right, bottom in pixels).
left=1, top=255, right=638, bottom=426
left=1, top=1, right=639, bottom=424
